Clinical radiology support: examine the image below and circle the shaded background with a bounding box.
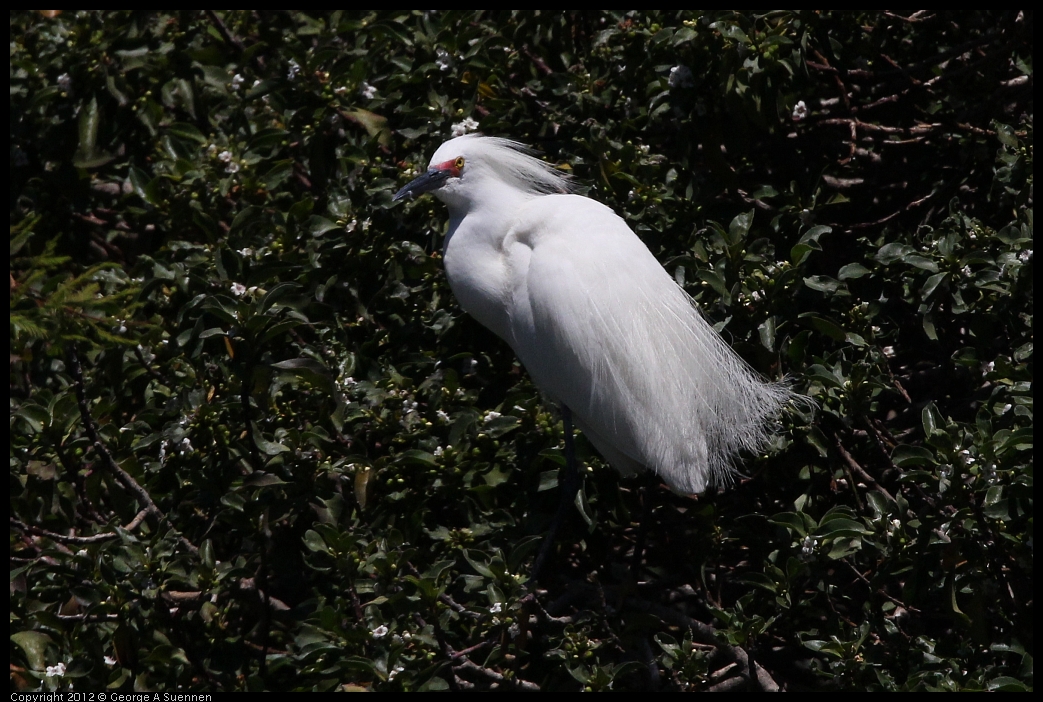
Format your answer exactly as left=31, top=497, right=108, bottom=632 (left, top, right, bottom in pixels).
left=11, top=11, right=1032, bottom=691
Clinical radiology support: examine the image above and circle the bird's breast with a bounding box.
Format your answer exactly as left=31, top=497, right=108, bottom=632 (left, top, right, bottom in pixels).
left=442, top=220, right=520, bottom=343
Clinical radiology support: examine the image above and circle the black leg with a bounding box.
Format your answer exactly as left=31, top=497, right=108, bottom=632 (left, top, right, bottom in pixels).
left=531, top=405, right=581, bottom=583
left=630, top=485, right=653, bottom=578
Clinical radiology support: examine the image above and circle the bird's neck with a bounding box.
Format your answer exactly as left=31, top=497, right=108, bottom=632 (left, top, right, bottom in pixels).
left=440, top=180, right=536, bottom=341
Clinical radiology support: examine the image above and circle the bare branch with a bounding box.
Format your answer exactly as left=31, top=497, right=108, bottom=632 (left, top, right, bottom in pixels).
left=68, top=347, right=199, bottom=555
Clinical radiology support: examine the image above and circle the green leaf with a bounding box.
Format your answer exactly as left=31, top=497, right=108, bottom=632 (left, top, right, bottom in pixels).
left=345, top=108, right=391, bottom=147
left=875, top=242, right=915, bottom=265
left=309, top=216, right=342, bottom=237
left=769, top=512, right=811, bottom=537
left=303, top=530, right=331, bottom=554
left=803, top=275, right=841, bottom=293
left=921, top=403, right=945, bottom=437
left=698, top=269, right=730, bottom=297
left=791, top=225, right=831, bottom=265
left=800, top=313, right=847, bottom=341
left=920, top=272, right=948, bottom=298
left=166, top=122, right=206, bottom=144
left=727, top=209, right=754, bottom=245
left=837, top=263, right=871, bottom=280
left=711, top=22, right=751, bottom=44
left=395, top=450, right=438, bottom=467
left=11, top=630, right=53, bottom=670
left=73, top=96, right=115, bottom=168
left=901, top=254, right=939, bottom=272
left=758, top=316, right=776, bottom=351
left=994, top=122, right=1018, bottom=148
left=891, top=445, right=938, bottom=467
left=258, top=282, right=301, bottom=313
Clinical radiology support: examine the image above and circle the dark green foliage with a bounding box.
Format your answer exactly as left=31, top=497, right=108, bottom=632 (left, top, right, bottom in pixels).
left=11, top=11, right=1031, bottom=691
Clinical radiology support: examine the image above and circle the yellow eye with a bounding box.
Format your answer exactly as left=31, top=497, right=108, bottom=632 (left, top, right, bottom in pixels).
left=454, top=156, right=465, bottom=170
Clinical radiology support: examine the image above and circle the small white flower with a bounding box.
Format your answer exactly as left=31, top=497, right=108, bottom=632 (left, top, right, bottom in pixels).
left=104, top=656, right=117, bottom=666
left=982, top=462, right=998, bottom=483
left=800, top=535, right=817, bottom=559
left=451, top=117, right=480, bottom=137
left=287, top=59, right=301, bottom=80
left=231, top=282, right=248, bottom=296
left=751, top=290, right=763, bottom=301
left=218, top=150, right=233, bottom=162
left=180, top=438, right=194, bottom=455
left=1018, top=249, right=1032, bottom=263
left=238, top=247, right=253, bottom=257
left=136, top=344, right=155, bottom=364
left=76, top=549, right=88, bottom=558
left=1001, top=403, right=1012, bottom=414
left=158, top=440, right=169, bottom=462
left=388, top=664, right=405, bottom=680
left=483, top=411, right=501, bottom=424
left=46, top=662, right=66, bottom=677
left=434, top=446, right=444, bottom=457
left=345, top=220, right=357, bottom=233
left=57, top=73, right=72, bottom=92
left=359, top=81, right=377, bottom=100
left=226, top=161, right=240, bottom=174
left=231, top=74, right=245, bottom=90
left=791, top=100, right=808, bottom=121
left=436, top=410, right=449, bottom=423
left=668, top=65, right=694, bottom=89
left=882, top=346, right=895, bottom=358
left=489, top=602, right=502, bottom=613
left=962, top=265, right=972, bottom=277
left=435, top=48, right=452, bottom=71
left=372, top=624, right=389, bottom=638
left=984, top=361, right=995, bottom=373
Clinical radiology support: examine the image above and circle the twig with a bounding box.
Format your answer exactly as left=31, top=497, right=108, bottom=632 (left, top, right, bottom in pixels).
left=133, top=344, right=165, bottom=384
left=56, top=613, right=121, bottom=622
left=833, top=434, right=894, bottom=503
left=411, top=612, right=462, bottom=692
left=10, top=509, right=148, bottom=546
left=68, top=347, right=199, bottom=555
left=843, top=561, right=920, bottom=615
left=623, top=598, right=780, bottom=692
left=204, top=10, right=245, bottom=53
left=521, top=45, right=553, bottom=76
left=453, top=660, right=541, bottom=691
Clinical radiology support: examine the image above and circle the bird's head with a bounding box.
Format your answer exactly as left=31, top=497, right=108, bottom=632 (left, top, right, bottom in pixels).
left=392, top=135, right=477, bottom=204
left=392, top=134, right=571, bottom=206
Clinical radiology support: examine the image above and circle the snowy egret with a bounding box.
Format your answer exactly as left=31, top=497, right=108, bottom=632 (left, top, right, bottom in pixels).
left=394, top=135, right=795, bottom=494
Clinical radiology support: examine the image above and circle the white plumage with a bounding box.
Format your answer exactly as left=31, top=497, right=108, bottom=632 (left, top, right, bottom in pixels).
left=394, top=135, right=794, bottom=494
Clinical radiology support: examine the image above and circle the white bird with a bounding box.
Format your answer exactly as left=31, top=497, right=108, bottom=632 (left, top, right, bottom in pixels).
left=394, top=135, right=795, bottom=494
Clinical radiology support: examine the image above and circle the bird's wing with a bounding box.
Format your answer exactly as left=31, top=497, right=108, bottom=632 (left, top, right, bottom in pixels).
left=505, top=195, right=789, bottom=493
